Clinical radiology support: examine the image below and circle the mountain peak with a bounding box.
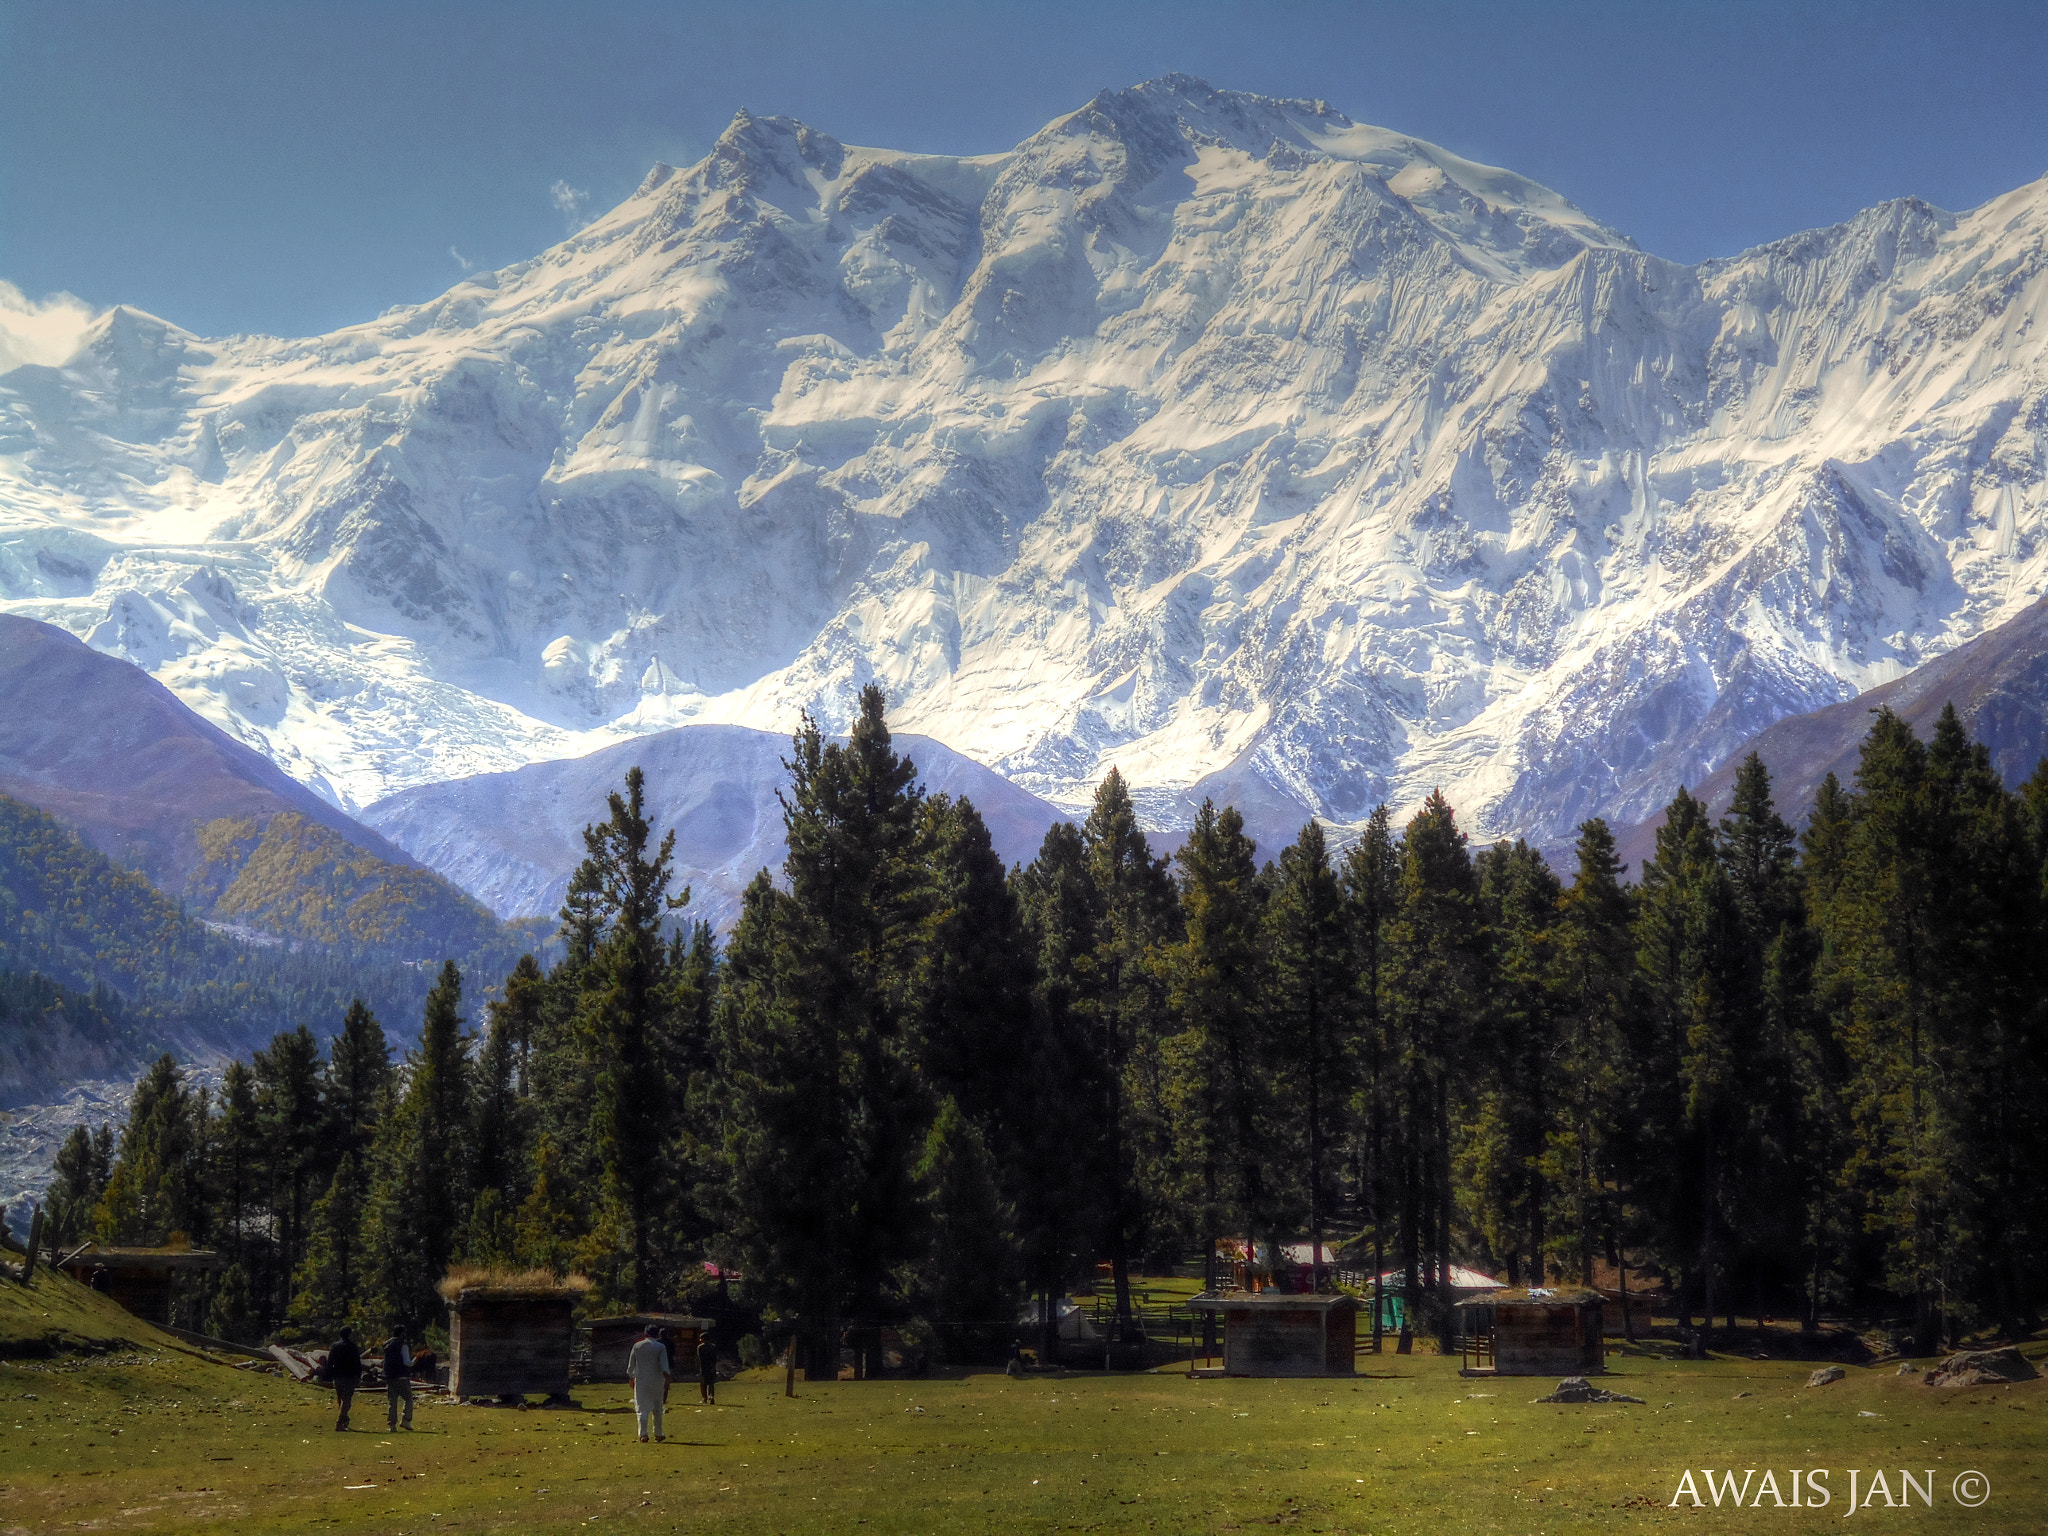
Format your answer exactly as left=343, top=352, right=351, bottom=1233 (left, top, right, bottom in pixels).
left=708, top=107, right=846, bottom=186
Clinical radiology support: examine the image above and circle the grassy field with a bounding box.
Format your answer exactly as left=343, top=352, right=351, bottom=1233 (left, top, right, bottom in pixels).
left=3, top=1265, right=2044, bottom=1534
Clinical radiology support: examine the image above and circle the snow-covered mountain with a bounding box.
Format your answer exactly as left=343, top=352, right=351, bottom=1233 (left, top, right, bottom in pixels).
left=358, top=726, right=1066, bottom=928
left=2, top=76, right=2044, bottom=846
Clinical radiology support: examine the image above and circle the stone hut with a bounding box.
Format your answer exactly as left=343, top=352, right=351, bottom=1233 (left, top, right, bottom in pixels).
left=439, top=1270, right=586, bottom=1400
left=587, top=1314, right=712, bottom=1381
left=1472, top=1289, right=1604, bottom=1376
left=1188, top=1292, right=1357, bottom=1377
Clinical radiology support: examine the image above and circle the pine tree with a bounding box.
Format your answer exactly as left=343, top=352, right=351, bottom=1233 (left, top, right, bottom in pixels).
left=1471, top=839, right=1560, bottom=1285
left=1266, top=821, right=1352, bottom=1277
left=568, top=766, right=689, bottom=1309
left=472, top=992, right=531, bottom=1209
left=211, top=1062, right=261, bottom=1270
left=721, top=687, right=930, bottom=1377
left=1011, top=820, right=1108, bottom=1363
left=1551, top=820, right=1638, bottom=1316
left=1382, top=791, right=1488, bottom=1348
left=1635, top=786, right=1744, bottom=1334
left=1340, top=804, right=1400, bottom=1343
left=495, top=953, right=548, bottom=1093
left=1716, top=755, right=1812, bottom=1326
left=253, top=1026, right=325, bottom=1306
left=324, top=1000, right=394, bottom=1168
left=290, top=1152, right=367, bottom=1334
left=363, top=963, right=472, bottom=1330
left=1786, top=776, right=1860, bottom=1330
left=912, top=794, right=1032, bottom=1143
left=663, top=923, right=719, bottom=1092
left=207, top=1260, right=260, bottom=1345
left=1826, top=709, right=1952, bottom=1343
left=46, top=1121, right=112, bottom=1248
left=514, top=1131, right=583, bottom=1275
left=458, top=1187, right=520, bottom=1269
left=1167, top=801, right=1271, bottom=1304
left=94, top=1054, right=207, bottom=1246
left=1079, top=768, right=1179, bottom=1336
left=913, top=1097, right=1018, bottom=1361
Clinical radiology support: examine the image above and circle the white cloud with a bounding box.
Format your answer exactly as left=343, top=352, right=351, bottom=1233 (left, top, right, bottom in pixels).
left=449, top=245, right=476, bottom=273
left=0, top=280, right=100, bottom=374
left=550, top=179, right=592, bottom=230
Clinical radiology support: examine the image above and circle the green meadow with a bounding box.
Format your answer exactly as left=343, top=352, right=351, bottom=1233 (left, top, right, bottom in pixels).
left=4, top=1267, right=2044, bottom=1534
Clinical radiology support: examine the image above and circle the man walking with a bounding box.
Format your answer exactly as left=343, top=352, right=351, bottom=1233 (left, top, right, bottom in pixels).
left=627, top=1322, right=670, bottom=1443
left=382, top=1327, right=415, bottom=1431
left=697, top=1330, right=718, bottom=1405
left=328, top=1326, right=362, bottom=1432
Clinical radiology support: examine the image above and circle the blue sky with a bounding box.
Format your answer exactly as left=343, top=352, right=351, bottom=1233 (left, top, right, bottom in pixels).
left=2, top=0, right=2045, bottom=345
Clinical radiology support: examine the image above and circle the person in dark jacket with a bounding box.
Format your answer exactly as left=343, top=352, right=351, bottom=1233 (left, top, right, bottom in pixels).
left=328, top=1327, right=363, bottom=1431
left=697, top=1333, right=718, bottom=1405
left=382, top=1328, right=415, bottom=1430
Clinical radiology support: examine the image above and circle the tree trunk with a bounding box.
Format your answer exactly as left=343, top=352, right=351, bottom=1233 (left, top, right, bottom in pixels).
left=1578, top=1133, right=1594, bottom=1289
left=1307, top=1062, right=1323, bottom=1290
left=1202, top=1236, right=1218, bottom=1358
left=1104, top=972, right=1135, bottom=1340
left=1700, top=1133, right=1717, bottom=1342
left=1435, top=1076, right=1454, bottom=1351
left=631, top=1190, right=653, bottom=1312
left=1398, top=1096, right=1417, bottom=1355
left=1372, top=1228, right=1385, bottom=1353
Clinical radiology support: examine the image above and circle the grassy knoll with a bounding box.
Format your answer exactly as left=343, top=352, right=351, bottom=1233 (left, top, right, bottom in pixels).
left=0, top=1253, right=192, bottom=1357
left=3, top=1274, right=2043, bottom=1534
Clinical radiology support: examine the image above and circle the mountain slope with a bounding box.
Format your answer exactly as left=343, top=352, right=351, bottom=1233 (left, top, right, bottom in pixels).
left=0, top=613, right=503, bottom=953
left=1609, top=593, right=2048, bottom=875
left=0, top=613, right=407, bottom=885
left=0, top=791, right=462, bottom=1102
left=361, top=725, right=1067, bottom=927
left=2, top=76, right=2044, bottom=848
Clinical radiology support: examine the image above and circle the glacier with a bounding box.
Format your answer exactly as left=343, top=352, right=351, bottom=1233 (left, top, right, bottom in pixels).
left=1, top=74, right=2043, bottom=847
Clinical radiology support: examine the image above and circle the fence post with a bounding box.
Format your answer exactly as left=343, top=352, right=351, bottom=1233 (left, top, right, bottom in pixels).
left=24, top=1205, right=44, bottom=1283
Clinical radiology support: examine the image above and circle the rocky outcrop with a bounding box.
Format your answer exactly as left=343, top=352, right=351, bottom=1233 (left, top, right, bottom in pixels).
left=1924, top=1347, right=2039, bottom=1387
left=1534, top=1375, right=1643, bottom=1403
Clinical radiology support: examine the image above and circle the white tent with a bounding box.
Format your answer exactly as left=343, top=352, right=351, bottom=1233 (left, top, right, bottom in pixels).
left=1017, top=1299, right=1101, bottom=1342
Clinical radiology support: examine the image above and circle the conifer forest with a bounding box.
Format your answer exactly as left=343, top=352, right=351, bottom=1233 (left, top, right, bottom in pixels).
left=48, top=687, right=2048, bottom=1366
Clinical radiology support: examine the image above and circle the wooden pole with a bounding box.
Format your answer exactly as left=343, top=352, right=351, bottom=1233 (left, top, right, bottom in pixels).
left=23, top=1206, right=43, bottom=1283
left=783, top=1337, right=796, bottom=1398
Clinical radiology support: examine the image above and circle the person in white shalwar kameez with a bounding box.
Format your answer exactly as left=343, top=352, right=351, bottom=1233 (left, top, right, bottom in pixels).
left=627, top=1325, right=671, bottom=1442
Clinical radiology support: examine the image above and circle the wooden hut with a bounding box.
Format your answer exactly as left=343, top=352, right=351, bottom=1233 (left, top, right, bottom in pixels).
left=1188, top=1292, right=1357, bottom=1377
left=440, top=1271, right=585, bottom=1400
left=1464, top=1289, right=1604, bottom=1376
left=586, top=1314, right=712, bottom=1381
left=56, top=1242, right=223, bottom=1325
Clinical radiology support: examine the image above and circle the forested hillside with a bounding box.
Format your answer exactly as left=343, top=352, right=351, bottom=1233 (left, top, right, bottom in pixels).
left=0, top=792, right=534, bottom=1103
left=189, top=812, right=503, bottom=954
left=0, top=614, right=521, bottom=957
left=51, top=689, right=2048, bottom=1361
